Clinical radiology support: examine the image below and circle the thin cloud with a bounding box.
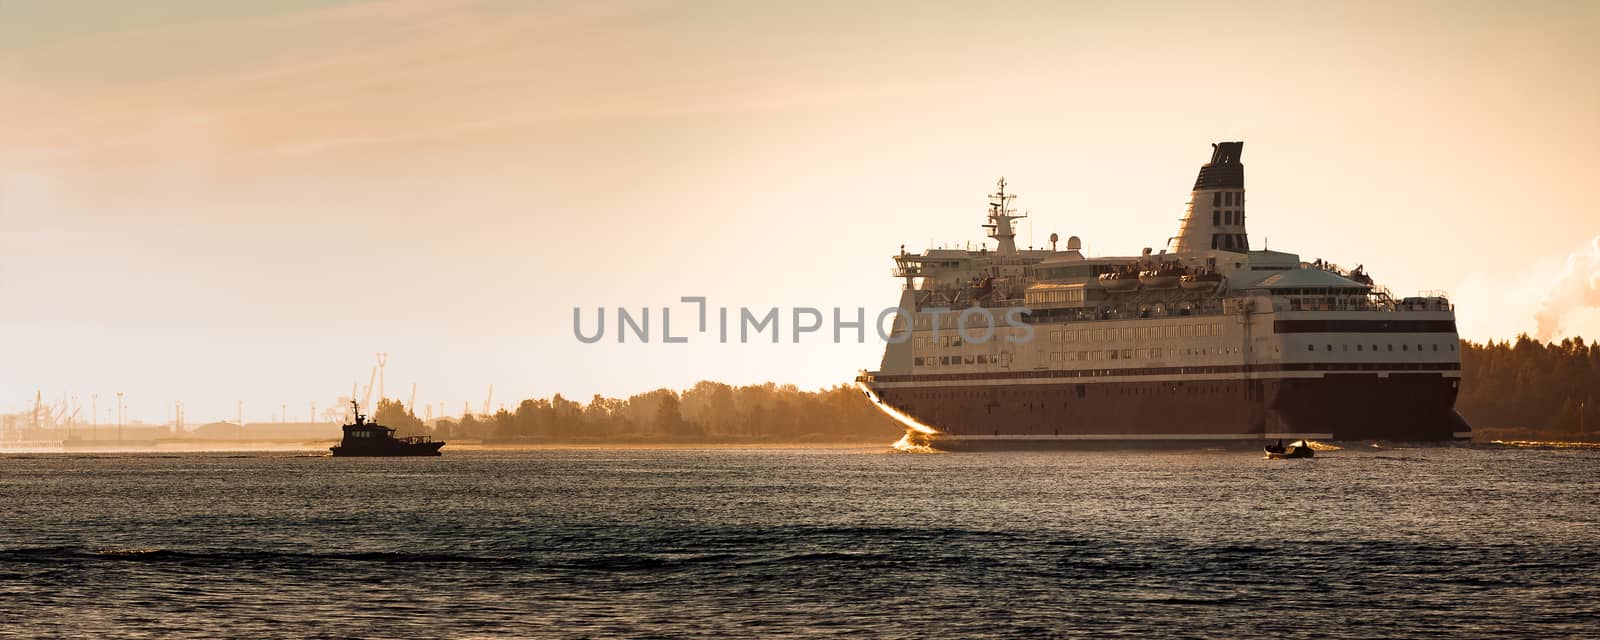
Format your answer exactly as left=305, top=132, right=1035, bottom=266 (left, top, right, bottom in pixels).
left=2, top=0, right=957, bottom=167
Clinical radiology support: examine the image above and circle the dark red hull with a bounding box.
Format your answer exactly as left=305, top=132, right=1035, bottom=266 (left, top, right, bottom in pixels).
left=872, top=371, right=1466, bottom=449
left=329, top=440, right=445, bottom=457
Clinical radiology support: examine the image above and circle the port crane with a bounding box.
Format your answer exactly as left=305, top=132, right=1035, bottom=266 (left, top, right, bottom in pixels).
left=361, top=365, right=377, bottom=410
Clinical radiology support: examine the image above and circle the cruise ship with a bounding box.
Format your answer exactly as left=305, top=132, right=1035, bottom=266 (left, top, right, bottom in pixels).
left=858, top=141, right=1469, bottom=450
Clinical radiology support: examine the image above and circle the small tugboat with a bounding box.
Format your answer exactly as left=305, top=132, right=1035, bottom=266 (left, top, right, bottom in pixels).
left=330, top=400, right=444, bottom=457
left=1264, top=439, right=1315, bottom=459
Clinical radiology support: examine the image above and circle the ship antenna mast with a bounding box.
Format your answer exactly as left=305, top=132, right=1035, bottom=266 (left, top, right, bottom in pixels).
left=984, top=177, right=1025, bottom=256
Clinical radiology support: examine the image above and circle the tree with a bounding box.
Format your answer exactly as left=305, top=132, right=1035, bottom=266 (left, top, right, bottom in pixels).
left=1458, top=335, right=1598, bottom=434
left=456, top=413, right=488, bottom=440
left=373, top=398, right=426, bottom=435
left=434, top=418, right=457, bottom=439
left=551, top=394, right=583, bottom=437
left=362, top=380, right=903, bottom=444
left=512, top=398, right=544, bottom=440
left=653, top=391, right=695, bottom=437
left=491, top=408, right=516, bottom=440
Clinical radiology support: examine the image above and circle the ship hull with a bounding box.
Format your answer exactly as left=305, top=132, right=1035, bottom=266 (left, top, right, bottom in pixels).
left=329, top=441, right=445, bottom=457
left=870, top=369, right=1467, bottom=450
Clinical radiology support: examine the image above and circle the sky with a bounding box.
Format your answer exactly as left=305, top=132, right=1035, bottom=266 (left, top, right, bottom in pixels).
left=2, top=0, right=1597, bottom=424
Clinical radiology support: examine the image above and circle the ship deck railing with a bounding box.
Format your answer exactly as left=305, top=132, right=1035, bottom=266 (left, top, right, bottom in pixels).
left=1017, top=303, right=1229, bottom=324
left=903, top=293, right=1450, bottom=325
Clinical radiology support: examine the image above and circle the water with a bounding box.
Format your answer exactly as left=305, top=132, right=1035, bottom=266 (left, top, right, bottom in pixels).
left=2, top=445, right=1597, bottom=638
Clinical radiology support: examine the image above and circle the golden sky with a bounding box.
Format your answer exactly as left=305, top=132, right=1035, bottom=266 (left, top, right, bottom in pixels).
left=3, top=0, right=1597, bottom=423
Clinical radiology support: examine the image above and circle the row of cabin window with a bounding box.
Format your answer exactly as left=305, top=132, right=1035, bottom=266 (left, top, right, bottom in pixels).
left=1307, top=343, right=1457, bottom=352
left=912, top=383, right=1247, bottom=403
left=1213, top=210, right=1244, bottom=226
left=915, top=335, right=977, bottom=349
left=1051, top=346, right=1239, bottom=361
left=1034, top=265, right=1099, bottom=280
left=1211, top=191, right=1243, bottom=206
left=910, top=316, right=993, bottom=332
left=1049, top=323, right=1222, bottom=343
left=914, top=354, right=1006, bottom=367
left=1049, top=348, right=1164, bottom=362
left=916, top=344, right=1241, bottom=368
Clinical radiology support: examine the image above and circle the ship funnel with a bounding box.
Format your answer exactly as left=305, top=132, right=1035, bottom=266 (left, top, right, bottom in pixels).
left=1170, top=141, right=1248, bottom=254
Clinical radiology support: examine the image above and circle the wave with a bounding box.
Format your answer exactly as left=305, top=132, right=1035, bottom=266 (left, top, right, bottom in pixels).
left=0, top=546, right=518, bottom=564
left=1489, top=439, right=1600, bottom=449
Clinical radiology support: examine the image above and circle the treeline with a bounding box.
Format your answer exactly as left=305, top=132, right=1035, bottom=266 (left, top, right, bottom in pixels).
left=383, top=382, right=902, bottom=444
left=1459, top=335, right=1600, bottom=434
left=367, top=335, right=1599, bottom=443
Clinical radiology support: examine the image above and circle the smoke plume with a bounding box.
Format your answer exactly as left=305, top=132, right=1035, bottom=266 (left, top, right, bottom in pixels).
left=1534, top=235, right=1600, bottom=341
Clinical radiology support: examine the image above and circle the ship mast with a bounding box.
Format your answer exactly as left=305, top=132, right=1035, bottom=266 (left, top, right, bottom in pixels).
left=984, top=177, right=1026, bottom=256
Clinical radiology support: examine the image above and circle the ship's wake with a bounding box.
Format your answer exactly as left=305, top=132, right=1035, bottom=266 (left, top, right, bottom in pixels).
left=890, top=430, right=938, bottom=453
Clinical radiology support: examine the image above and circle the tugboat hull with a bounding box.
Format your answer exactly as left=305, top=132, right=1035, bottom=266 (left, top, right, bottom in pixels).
left=329, top=441, right=444, bottom=457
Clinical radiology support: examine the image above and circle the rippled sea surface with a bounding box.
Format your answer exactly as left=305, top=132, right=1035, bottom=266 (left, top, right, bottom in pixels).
left=2, top=445, right=1598, bottom=639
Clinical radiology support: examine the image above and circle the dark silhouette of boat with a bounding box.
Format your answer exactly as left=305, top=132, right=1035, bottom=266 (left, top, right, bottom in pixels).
left=1264, top=439, right=1314, bottom=459
left=330, top=401, right=444, bottom=457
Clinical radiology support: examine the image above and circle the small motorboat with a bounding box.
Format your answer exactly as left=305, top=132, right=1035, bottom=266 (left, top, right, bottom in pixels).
left=1264, top=439, right=1315, bottom=459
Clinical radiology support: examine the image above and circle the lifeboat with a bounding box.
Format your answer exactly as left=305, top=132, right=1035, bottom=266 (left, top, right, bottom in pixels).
left=1138, top=268, right=1182, bottom=289
left=1180, top=271, right=1224, bottom=291
left=1098, top=272, right=1140, bottom=292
